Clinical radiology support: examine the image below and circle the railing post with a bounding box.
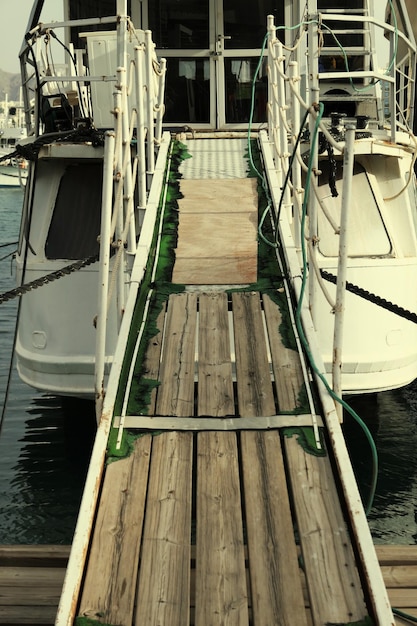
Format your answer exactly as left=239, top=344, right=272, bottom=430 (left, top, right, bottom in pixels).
left=290, top=60, right=302, bottom=249
left=145, top=30, right=155, bottom=176
left=135, top=44, right=147, bottom=210
left=95, top=131, right=115, bottom=423
left=267, top=15, right=277, bottom=143
left=332, top=125, right=355, bottom=419
left=155, top=57, right=167, bottom=144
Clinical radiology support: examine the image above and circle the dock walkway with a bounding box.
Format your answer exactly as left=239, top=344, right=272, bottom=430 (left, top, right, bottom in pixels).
left=56, top=138, right=404, bottom=625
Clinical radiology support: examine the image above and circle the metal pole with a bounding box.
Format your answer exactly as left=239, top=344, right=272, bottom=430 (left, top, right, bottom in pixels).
left=95, top=131, right=115, bottom=423
left=145, top=30, right=155, bottom=176
left=290, top=60, right=302, bottom=249
left=155, top=57, right=167, bottom=144
left=135, top=44, right=147, bottom=209
left=332, top=125, right=355, bottom=418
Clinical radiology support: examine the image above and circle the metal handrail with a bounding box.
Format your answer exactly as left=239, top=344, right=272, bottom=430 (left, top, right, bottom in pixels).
left=265, top=3, right=416, bottom=401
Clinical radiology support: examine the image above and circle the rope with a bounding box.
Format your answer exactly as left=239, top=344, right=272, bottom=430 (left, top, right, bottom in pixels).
left=321, top=269, right=417, bottom=324
left=0, top=254, right=98, bottom=304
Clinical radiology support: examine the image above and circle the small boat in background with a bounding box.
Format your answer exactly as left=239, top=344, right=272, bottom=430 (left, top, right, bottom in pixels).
left=0, top=95, right=28, bottom=187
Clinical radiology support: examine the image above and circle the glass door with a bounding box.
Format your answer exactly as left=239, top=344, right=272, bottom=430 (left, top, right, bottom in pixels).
left=146, top=0, right=283, bottom=129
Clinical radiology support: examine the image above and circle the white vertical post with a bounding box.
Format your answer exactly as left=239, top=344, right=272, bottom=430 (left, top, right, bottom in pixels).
left=332, top=125, right=355, bottom=418
left=118, top=65, right=136, bottom=255
left=267, top=15, right=276, bottom=142
left=307, top=13, right=320, bottom=325
left=290, top=60, right=302, bottom=248
left=276, top=40, right=291, bottom=222
left=95, top=131, right=115, bottom=423
left=155, top=57, right=167, bottom=144
left=135, top=44, right=147, bottom=209
left=145, top=30, right=155, bottom=175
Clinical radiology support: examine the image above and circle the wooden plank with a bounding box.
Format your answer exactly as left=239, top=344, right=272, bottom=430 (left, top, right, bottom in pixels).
left=382, top=565, right=417, bottom=587
left=263, top=292, right=368, bottom=623
left=0, top=606, right=58, bottom=624
left=387, top=588, right=417, bottom=606
left=232, top=292, right=275, bottom=417
left=241, top=431, right=308, bottom=626
left=0, top=545, right=70, bottom=567
left=284, top=433, right=368, bottom=624
left=376, top=545, right=417, bottom=565
left=233, top=291, right=307, bottom=625
left=156, top=293, right=197, bottom=416
left=195, top=431, right=248, bottom=626
left=135, top=431, right=193, bottom=626
left=142, top=305, right=166, bottom=414
left=0, top=585, right=62, bottom=606
left=263, top=293, right=304, bottom=412
left=198, top=292, right=234, bottom=416
left=0, top=567, right=65, bottom=586
left=78, top=435, right=152, bottom=623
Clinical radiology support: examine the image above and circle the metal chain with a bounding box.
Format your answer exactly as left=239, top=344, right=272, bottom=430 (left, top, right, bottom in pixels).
left=321, top=269, right=417, bottom=324
left=0, top=254, right=99, bottom=304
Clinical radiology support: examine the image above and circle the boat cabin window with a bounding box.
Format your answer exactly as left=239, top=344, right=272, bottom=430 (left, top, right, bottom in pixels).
left=45, top=162, right=103, bottom=260
left=316, top=160, right=391, bottom=257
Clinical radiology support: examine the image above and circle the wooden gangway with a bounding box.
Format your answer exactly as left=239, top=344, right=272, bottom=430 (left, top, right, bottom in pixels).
left=57, top=137, right=395, bottom=625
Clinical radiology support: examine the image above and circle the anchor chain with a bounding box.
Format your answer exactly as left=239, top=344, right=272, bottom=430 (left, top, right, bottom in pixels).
left=321, top=269, right=417, bottom=324
left=0, top=254, right=99, bottom=304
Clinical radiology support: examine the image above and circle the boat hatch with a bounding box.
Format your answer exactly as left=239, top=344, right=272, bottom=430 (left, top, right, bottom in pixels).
left=316, top=160, right=391, bottom=257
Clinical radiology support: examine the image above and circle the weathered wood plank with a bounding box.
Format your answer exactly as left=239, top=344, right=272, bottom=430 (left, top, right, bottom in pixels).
left=382, top=565, right=417, bottom=588
left=241, top=431, right=308, bottom=626
left=0, top=585, right=62, bottom=606
left=142, top=305, right=166, bottom=414
left=198, top=292, right=234, bottom=416
left=0, top=545, right=70, bottom=567
left=156, top=293, right=197, bottom=416
left=0, top=606, right=58, bottom=624
left=263, top=292, right=368, bottom=623
left=196, top=431, right=248, bottom=626
left=233, top=291, right=307, bottom=625
left=284, top=433, right=368, bottom=624
left=78, top=435, right=152, bottom=623
left=376, top=545, right=417, bottom=565
left=0, top=567, right=65, bottom=586
left=263, top=293, right=304, bottom=412
left=135, top=431, right=193, bottom=626
left=232, top=291, right=275, bottom=417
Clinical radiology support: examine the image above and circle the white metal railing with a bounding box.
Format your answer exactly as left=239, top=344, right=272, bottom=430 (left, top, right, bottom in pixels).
left=19, top=1, right=166, bottom=420
left=265, top=3, right=416, bottom=404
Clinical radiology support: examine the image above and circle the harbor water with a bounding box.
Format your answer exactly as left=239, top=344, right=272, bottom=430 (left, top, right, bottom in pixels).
left=0, top=187, right=416, bottom=545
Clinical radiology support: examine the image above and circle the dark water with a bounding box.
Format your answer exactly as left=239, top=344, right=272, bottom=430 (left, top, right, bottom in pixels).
left=0, top=187, right=95, bottom=544
left=0, top=188, right=416, bottom=545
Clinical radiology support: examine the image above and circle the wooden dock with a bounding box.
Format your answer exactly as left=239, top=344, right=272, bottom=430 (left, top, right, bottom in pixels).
left=0, top=544, right=416, bottom=624
left=51, top=138, right=414, bottom=624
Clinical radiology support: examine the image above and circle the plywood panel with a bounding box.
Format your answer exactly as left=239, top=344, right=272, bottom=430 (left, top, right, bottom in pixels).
left=173, top=178, right=258, bottom=285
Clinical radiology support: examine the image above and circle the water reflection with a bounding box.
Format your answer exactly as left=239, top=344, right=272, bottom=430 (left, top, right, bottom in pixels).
left=344, top=383, right=417, bottom=544
left=0, top=393, right=95, bottom=544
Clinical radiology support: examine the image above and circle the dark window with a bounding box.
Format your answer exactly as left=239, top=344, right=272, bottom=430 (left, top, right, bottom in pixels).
left=45, top=162, right=103, bottom=260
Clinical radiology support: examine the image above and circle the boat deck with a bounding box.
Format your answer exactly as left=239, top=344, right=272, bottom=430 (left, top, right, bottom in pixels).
left=58, top=138, right=397, bottom=624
